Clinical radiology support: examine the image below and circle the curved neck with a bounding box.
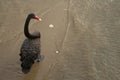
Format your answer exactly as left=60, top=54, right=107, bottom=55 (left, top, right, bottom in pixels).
left=24, top=16, right=40, bottom=39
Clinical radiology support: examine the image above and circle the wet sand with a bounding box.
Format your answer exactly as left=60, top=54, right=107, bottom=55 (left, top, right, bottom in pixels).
left=0, top=0, right=120, bottom=80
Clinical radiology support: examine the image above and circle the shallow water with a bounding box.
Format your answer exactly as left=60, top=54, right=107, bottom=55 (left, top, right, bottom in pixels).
left=0, top=0, right=120, bottom=80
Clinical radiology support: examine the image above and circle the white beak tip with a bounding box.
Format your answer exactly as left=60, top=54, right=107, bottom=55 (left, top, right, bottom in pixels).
left=39, top=18, right=42, bottom=21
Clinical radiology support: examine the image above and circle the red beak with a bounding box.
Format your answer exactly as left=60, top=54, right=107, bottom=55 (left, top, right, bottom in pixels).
left=34, top=16, right=42, bottom=21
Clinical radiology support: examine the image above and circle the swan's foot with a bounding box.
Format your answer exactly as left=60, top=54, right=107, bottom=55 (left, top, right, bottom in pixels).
left=36, top=54, right=44, bottom=62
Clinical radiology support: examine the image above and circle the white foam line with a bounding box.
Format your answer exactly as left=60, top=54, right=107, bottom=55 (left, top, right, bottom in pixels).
left=61, top=0, right=71, bottom=51
left=40, top=8, right=52, bottom=17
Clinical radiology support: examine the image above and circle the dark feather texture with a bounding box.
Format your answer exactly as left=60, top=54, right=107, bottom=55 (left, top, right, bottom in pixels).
left=20, top=38, right=41, bottom=72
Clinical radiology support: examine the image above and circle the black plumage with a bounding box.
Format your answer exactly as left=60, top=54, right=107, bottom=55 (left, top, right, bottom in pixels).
left=19, top=13, right=41, bottom=73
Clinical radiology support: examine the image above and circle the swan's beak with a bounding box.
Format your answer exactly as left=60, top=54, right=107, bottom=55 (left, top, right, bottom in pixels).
left=34, top=16, right=42, bottom=22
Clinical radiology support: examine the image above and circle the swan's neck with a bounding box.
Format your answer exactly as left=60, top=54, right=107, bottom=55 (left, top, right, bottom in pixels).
left=24, top=16, right=40, bottom=39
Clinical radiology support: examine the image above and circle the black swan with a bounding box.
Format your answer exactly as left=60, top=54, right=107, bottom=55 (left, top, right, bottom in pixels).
left=19, top=13, right=42, bottom=73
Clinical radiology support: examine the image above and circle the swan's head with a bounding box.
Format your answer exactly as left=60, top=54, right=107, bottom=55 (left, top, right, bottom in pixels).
left=29, top=13, right=42, bottom=21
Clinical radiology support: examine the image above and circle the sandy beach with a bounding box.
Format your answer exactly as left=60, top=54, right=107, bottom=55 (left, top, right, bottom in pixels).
left=0, top=0, right=120, bottom=80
